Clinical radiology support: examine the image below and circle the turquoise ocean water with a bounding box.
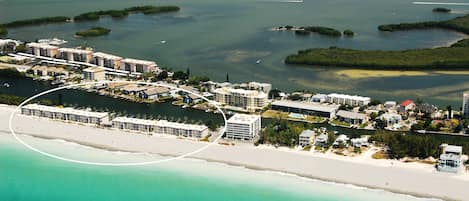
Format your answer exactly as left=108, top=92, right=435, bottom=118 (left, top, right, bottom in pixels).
left=0, top=134, right=435, bottom=201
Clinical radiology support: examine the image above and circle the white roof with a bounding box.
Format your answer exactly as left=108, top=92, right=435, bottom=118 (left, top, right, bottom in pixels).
left=22, top=104, right=108, bottom=118
left=0, top=39, right=21, bottom=46
left=442, top=144, right=463, bottom=153
left=122, top=58, right=156, bottom=66
left=215, top=87, right=267, bottom=98
left=336, top=110, right=367, bottom=120
left=93, top=52, right=122, bottom=60
left=58, top=47, right=92, bottom=54
left=227, top=113, right=260, bottom=124
left=328, top=93, right=371, bottom=101
left=272, top=100, right=339, bottom=113
left=112, top=117, right=208, bottom=131
left=83, top=67, right=105, bottom=73
left=299, top=129, right=315, bottom=138
left=27, top=42, right=58, bottom=49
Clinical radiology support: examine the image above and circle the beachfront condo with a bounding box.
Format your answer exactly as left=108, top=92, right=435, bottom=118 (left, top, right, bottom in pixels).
left=214, top=87, right=268, bottom=112
left=21, top=104, right=110, bottom=125
left=120, top=58, right=158, bottom=73
left=26, top=42, right=59, bottom=58
left=83, top=67, right=106, bottom=81
left=111, top=117, right=209, bottom=138
left=92, top=52, right=122, bottom=69
left=437, top=144, right=463, bottom=173
left=225, top=114, right=261, bottom=140
left=57, top=48, right=93, bottom=63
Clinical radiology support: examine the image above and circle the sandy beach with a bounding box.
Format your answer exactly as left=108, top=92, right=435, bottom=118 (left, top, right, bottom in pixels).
left=1, top=104, right=468, bottom=201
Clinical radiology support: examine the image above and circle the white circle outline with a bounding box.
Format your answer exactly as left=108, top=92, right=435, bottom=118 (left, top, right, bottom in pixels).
left=8, top=80, right=227, bottom=166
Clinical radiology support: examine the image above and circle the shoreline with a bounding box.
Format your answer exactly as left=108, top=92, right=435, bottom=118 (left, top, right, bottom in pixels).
left=2, top=104, right=468, bottom=200
left=0, top=131, right=446, bottom=201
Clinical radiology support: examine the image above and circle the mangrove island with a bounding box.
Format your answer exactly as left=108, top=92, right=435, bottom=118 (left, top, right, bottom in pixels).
left=378, top=14, right=469, bottom=34
left=75, top=27, right=111, bottom=37
left=285, top=39, right=469, bottom=69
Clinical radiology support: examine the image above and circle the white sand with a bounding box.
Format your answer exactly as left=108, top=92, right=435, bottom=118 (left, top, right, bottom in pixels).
left=1, top=104, right=468, bottom=200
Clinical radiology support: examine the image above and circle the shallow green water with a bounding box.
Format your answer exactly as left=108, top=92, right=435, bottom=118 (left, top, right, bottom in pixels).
left=1, top=0, right=469, bottom=106
left=0, top=134, right=433, bottom=201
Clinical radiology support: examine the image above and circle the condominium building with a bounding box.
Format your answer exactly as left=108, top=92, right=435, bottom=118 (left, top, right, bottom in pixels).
left=327, top=93, right=371, bottom=106
left=21, top=104, right=110, bottom=125
left=121, top=58, right=158, bottom=73
left=26, top=42, right=59, bottom=57
left=225, top=114, right=261, bottom=140
left=437, top=144, right=463, bottom=173
left=0, top=39, right=20, bottom=54
left=245, top=82, right=272, bottom=94
left=214, top=87, right=268, bottom=111
left=83, top=67, right=106, bottom=81
left=92, top=52, right=122, bottom=69
left=58, top=48, right=93, bottom=63
left=112, top=117, right=209, bottom=138
left=463, top=91, right=469, bottom=117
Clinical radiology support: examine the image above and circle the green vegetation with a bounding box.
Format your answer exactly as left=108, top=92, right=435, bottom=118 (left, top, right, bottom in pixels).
left=0, top=16, right=70, bottom=28
left=370, top=133, right=469, bottom=159
left=343, top=29, right=354, bottom=36
left=0, top=26, right=7, bottom=36
left=451, top=38, right=469, bottom=47
left=0, top=93, right=56, bottom=106
left=285, top=46, right=469, bottom=69
left=258, top=118, right=311, bottom=147
left=125, top=5, right=180, bottom=15
left=187, top=75, right=210, bottom=86
left=301, top=26, right=342, bottom=37
left=378, top=14, right=469, bottom=34
left=75, top=27, right=111, bottom=37
left=73, top=5, right=180, bottom=21
left=432, top=7, right=451, bottom=13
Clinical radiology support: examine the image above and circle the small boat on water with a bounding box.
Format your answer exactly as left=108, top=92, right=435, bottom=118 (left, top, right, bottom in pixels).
left=256, top=59, right=262, bottom=64
left=161, top=40, right=167, bottom=44
left=38, top=38, right=68, bottom=46
left=3, top=83, right=10, bottom=88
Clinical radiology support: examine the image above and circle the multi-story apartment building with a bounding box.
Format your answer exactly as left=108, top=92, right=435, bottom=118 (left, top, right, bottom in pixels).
left=214, top=87, right=268, bottom=111
left=26, top=42, right=59, bottom=57
left=225, top=114, right=261, bottom=140
left=92, top=52, right=122, bottom=69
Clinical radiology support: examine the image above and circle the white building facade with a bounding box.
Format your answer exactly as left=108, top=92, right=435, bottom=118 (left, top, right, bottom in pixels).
left=21, top=104, right=110, bottom=125
left=327, top=93, right=371, bottom=106
left=225, top=114, right=261, bottom=140
left=463, top=91, right=469, bottom=117
left=214, top=87, right=268, bottom=111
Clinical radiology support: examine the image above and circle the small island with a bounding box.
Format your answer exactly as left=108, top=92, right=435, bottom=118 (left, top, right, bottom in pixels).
left=73, top=5, right=180, bottom=21
left=285, top=39, right=469, bottom=69
left=274, top=25, right=343, bottom=37
left=0, top=5, right=180, bottom=36
left=0, top=16, right=70, bottom=28
left=378, top=14, right=469, bottom=34
left=432, top=7, right=451, bottom=13
left=343, top=29, right=354, bottom=37
left=75, top=27, right=111, bottom=37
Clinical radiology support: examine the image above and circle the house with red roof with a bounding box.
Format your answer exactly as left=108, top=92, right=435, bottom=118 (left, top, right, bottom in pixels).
left=398, top=100, right=415, bottom=113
